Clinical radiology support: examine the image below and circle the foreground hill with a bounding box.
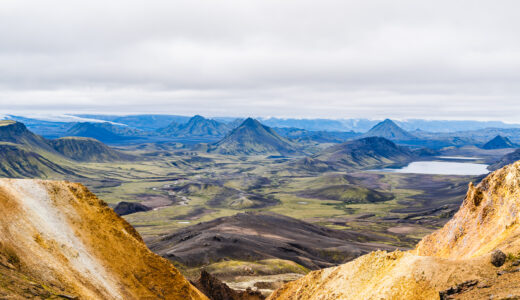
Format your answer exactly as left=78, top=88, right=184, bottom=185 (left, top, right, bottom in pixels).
left=269, top=161, right=520, bottom=299
left=149, top=212, right=392, bottom=271
left=482, top=135, right=517, bottom=149
left=210, top=118, right=298, bottom=155
left=0, top=179, right=207, bottom=299
left=361, top=119, right=417, bottom=141
left=50, top=137, right=135, bottom=162
left=159, top=115, right=230, bottom=138
left=293, top=137, right=414, bottom=171
left=0, top=120, right=55, bottom=152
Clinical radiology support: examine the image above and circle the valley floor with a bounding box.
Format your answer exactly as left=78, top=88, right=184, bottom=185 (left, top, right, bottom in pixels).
left=58, top=149, right=489, bottom=294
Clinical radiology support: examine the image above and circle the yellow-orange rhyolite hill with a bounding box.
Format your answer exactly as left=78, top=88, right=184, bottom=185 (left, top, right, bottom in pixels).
left=0, top=179, right=207, bottom=300
left=269, top=161, right=520, bottom=300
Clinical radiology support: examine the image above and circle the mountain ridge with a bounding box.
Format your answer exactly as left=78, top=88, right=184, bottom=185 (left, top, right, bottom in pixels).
left=293, top=137, right=414, bottom=171
left=49, top=136, right=136, bottom=162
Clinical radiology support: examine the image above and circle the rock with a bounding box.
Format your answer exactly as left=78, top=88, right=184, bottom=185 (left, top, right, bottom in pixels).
left=512, top=259, right=520, bottom=267
left=191, top=270, right=265, bottom=300
left=497, top=268, right=520, bottom=276
left=491, top=250, right=506, bottom=267
left=439, top=280, right=479, bottom=300
left=113, top=201, right=151, bottom=216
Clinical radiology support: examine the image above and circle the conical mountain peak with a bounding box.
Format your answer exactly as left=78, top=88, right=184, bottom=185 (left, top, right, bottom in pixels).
left=211, top=118, right=297, bottom=155
left=361, top=119, right=416, bottom=141
left=482, top=135, right=516, bottom=149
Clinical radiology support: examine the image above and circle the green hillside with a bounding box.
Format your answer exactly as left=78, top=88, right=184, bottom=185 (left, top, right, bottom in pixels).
left=211, top=118, right=299, bottom=155
left=50, top=137, right=136, bottom=162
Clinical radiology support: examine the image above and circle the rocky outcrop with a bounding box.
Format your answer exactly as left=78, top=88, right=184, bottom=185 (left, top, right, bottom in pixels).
left=0, top=179, right=207, bottom=299
left=416, top=161, right=520, bottom=258
left=269, top=161, right=520, bottom=300
left=114, top=201, right=151, bottom=216
left=192, top=271, right=264, bottom=300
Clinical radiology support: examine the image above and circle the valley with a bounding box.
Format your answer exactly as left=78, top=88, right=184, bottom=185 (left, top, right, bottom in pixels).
left=0, top=115, right=518, bottom=298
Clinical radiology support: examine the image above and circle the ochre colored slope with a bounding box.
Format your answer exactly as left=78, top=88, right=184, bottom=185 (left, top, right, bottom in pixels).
left=269, top=162, right=520, bottom=300
left=417, top=161, right=520, bottom=258
left=0, top=179, right=207, bottom=300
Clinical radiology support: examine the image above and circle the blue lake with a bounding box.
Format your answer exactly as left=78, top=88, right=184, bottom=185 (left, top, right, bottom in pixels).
left=375, top=160, right=490, bottom=176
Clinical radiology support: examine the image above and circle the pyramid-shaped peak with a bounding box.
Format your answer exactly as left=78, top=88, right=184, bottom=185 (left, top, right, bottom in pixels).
left=362, top=119, right=416, bottom=141
left=482, top=135, right=516, bottom=149
left=189, top=115, right=206, bottom=121
left=241, top=117, right=262, bottom=127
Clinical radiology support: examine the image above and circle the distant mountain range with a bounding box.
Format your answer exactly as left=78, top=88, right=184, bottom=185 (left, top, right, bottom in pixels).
left=260, top=117, right=520, bottom=132
left=3, top=114, right=520, bottom=151
left=5, top=114, right=520, bottom=135
left=274, top=127, right=359, bottom=143
left=75, top=114, right=192, bottom=130
left=210, top=118, right=299, bottom=155
left=66, top=122, right=149, bottom=143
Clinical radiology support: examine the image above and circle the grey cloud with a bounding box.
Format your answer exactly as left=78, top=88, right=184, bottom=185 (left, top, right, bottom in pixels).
left=0, top=0, right=519, bottom=120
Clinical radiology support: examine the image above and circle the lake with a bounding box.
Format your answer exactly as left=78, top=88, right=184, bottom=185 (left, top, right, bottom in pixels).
left=375, top=160, right=490, bottom=176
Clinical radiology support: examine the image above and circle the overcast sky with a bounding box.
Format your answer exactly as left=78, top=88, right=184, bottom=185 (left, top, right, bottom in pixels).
left=1, top=0, right=519, bottom=121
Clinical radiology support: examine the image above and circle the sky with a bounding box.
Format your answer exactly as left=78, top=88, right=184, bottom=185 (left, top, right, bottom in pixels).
left=1, top=0, right=520, bottom=121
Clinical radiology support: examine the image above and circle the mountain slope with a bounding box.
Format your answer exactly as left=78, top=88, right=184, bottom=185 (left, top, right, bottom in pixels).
left=0, top=120, right=55, bottom=152
left=489, top=149, right=520, bottom=170
left=210, top=118, right=298, bottom=155
left=482, top=135, right=517, bottom=149
left=0, top=179, right=207, bottom=299
left=159, top=115, right=230, bottom=137
left=0, top=143, right=74, bottom=178
left=294, top=137, right=414, bottom=171
left=66, top=122, right=147, bottom=143
left=50, top=137, right=135, bottom=162
left=269, top=161, right=520, bottom=300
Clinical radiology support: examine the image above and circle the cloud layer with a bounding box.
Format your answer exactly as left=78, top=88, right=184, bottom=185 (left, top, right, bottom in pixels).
left=1, top=0, right=519, bottom=120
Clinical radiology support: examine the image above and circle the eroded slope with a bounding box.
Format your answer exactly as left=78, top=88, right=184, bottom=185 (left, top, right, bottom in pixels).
left=0, top=179, right=207, bottom=300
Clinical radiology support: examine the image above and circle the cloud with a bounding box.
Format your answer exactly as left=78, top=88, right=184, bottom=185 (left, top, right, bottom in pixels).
left=0, top=0, right=519, bottom=121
